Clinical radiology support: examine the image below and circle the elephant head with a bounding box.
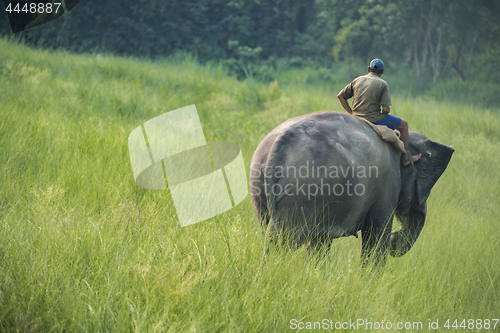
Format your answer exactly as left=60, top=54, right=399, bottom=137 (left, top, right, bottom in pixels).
left=390, top=131, right=454, bottom=257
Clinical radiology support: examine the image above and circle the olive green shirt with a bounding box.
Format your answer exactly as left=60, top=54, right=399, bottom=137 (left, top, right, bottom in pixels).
left=339, top=72, right=392, bottom=122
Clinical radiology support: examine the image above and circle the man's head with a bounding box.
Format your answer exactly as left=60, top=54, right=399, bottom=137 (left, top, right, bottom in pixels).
left=368, top=58, right=384, bottom=76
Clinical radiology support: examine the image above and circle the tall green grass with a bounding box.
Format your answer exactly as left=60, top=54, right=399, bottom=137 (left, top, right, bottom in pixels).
left=0, top=37, right=499, bottom=332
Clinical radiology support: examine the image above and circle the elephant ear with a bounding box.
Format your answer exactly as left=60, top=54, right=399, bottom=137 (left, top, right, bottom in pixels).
left=412, top=139, right=455, bottom=206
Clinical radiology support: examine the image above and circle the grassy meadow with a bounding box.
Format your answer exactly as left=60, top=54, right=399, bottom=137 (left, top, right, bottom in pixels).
left=0, top=37, right=499, bottom=332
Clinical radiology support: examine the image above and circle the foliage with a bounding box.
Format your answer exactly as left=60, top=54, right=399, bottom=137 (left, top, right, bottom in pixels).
left=2, top=0, right=499, bottom=89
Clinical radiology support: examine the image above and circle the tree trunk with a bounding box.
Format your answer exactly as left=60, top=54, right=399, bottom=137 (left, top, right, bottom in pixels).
left=452, top=35, right=466, bottom=81
left=430, top=26, right=443, bottom=82
left=419, top=0, right=435, bottom=74
left=465, top=30, right=478, bottom=79
left=96, top=1, right=110, bottom=54
left=413, top=41, right=421, bottom=76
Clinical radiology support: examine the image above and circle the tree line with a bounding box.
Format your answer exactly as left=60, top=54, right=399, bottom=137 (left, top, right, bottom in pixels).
left=1, top=0, right=499, bottom=84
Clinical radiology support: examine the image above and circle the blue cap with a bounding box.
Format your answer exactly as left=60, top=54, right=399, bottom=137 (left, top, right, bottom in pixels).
left=369, top=58, right=384, bottom=70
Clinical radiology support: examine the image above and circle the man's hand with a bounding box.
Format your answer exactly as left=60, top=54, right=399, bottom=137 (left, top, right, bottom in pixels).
left=337, top=93, right=353, bottom=114
left=382, top=106, right=390, bottom=115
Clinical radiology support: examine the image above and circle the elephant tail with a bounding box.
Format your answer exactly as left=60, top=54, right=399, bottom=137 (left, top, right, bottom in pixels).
left=262, top=124, right=299, bottom=230
left=263, top=163, right=278, bottom=225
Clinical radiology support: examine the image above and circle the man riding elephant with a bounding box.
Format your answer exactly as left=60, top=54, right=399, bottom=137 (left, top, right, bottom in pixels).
left=337, top=58, right=422, bottom=166
left=250, top=111, right=454, bottom=266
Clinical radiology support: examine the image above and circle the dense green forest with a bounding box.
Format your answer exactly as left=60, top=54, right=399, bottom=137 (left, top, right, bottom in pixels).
left=2, top=0, right=499, bottom=86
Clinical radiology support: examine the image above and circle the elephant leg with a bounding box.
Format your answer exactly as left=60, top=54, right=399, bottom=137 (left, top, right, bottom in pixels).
left=360, top=208, right=394, bottom=268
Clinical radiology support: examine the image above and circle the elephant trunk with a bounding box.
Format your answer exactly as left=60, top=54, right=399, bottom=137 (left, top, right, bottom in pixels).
left=390, top=202, right=426, bottom=257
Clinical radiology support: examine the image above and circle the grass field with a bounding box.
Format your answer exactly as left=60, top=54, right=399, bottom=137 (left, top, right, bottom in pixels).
left=1, top=37, right=499, bottom=332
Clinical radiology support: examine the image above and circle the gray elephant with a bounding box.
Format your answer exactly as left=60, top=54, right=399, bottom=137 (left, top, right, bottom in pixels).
left=250, top=111, right=454, bottom=265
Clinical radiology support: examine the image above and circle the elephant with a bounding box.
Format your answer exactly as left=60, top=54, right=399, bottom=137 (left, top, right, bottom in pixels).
left=250, top=111, right=454, bottom=265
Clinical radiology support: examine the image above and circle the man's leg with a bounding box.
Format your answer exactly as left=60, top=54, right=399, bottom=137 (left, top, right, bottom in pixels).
left=397, top=119, right=422, bottom=166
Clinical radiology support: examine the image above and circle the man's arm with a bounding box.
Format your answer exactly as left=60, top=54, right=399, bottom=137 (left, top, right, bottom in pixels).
left=381, top=83, right=391, bottom=115
left=337, top=93, right=353, bottom=114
